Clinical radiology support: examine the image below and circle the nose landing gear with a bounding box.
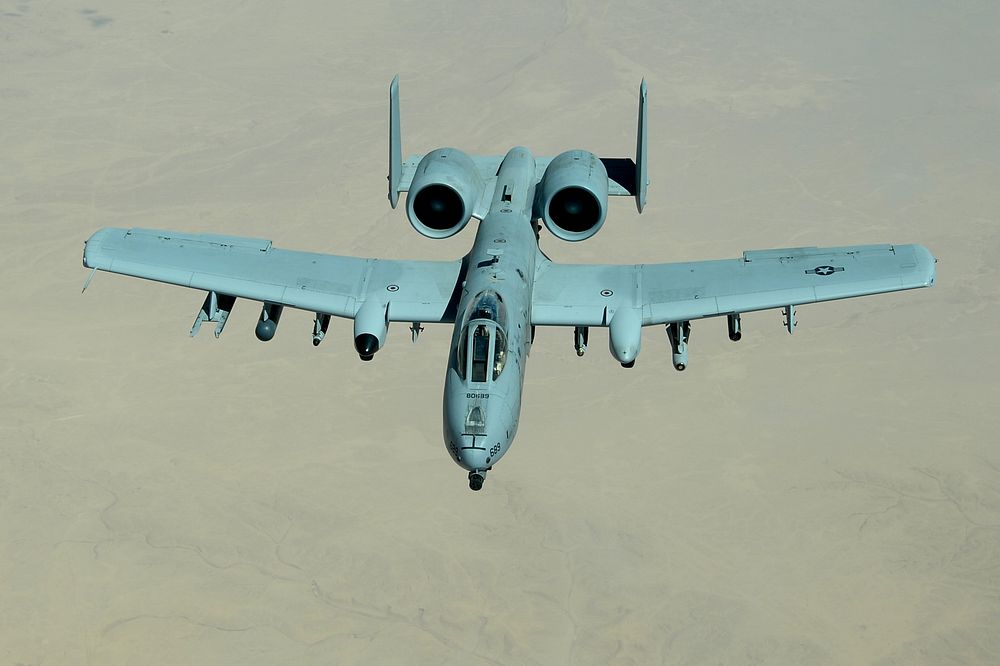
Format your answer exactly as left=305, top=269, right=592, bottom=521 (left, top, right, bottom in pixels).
left=468, top=471, right=486, bottom=491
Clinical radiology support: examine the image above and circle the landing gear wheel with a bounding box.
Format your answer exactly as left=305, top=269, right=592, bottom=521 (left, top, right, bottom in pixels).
left=468, top=473, right=485, bottom=491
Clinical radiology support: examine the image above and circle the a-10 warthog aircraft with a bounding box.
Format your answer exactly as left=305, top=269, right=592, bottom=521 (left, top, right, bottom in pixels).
left=83, top=77, right=936, bottom=490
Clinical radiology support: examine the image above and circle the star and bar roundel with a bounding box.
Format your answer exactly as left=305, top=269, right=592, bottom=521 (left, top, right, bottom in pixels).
left=806, top=265, right=845, bottom=276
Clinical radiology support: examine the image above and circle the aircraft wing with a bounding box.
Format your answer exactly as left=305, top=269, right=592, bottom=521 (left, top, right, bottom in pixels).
left=531, top=243, right=936, bottom=327
left=83, top=227, right=464, bottom=331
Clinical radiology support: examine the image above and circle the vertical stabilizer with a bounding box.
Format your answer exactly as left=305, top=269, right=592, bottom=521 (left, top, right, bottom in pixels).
left=635, top=79, right=648, bottom=213
left=388, top=75, right=402, bottom=208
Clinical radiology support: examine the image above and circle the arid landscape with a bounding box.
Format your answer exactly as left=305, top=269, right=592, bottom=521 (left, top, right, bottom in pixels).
left=2, top=1, right=998, bottom=663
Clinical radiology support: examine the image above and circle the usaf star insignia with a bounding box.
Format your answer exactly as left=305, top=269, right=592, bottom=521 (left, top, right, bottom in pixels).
left=806, top=265, right=844, bottom=276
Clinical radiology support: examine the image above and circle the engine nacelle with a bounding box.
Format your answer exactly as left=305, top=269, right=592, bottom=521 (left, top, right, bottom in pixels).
left=406, top=148, right=483, bottom=239
left=537, top=150, right=609, bottom=242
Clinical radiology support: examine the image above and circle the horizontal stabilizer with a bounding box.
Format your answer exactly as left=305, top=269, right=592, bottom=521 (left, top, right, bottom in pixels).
left=390, top=78, right=649, bottom=205
left=396, top=155, right=638, bottom=197
left=601, top=157, right=638, bottom=197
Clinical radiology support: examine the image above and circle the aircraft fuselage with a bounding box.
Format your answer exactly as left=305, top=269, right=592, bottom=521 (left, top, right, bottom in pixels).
left=442, top=147, right=539, bottom=486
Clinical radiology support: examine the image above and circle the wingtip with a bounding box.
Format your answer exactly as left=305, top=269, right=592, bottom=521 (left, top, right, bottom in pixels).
left=912, top=243, right=937, bottom=287
left=82, top=227, right=124, bottom=273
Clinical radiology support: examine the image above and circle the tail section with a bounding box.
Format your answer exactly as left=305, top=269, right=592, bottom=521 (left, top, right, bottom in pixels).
left=635, top=79, right=648, bottom=213
left=388, top=75, right=402, bottom=208
left=387, top=77, right=649, bottom=220
left=579, top=79, right=648, bottom=212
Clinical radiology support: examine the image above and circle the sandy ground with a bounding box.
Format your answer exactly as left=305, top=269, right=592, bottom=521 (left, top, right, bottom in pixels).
left=2, top=1, right=999, bottom=663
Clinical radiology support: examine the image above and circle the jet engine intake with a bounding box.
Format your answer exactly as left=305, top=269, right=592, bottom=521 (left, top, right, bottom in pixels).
left=537, top=150, right=608, bottom=242
left=406, top=148, right=483, bottom=238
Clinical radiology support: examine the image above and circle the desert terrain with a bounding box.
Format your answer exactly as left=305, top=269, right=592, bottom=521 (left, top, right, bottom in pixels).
left=2, top=1, right=998, bottom=663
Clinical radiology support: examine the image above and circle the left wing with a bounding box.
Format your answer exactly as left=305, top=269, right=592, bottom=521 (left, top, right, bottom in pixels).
left=531, top=243, right=936, bottom=327
left=83, top=227, right=464, bottom=330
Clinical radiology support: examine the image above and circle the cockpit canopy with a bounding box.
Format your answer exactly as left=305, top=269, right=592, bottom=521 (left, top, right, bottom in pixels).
left=456, top=291, right=508, bottom=383
left=462, top=290, right=507, bottom=331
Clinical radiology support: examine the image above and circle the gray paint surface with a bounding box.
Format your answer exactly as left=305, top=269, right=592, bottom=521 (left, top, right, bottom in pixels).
left=82, top=80, right=935, bottom=489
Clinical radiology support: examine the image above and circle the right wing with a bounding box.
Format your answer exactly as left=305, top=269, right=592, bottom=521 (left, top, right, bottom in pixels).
left=531, top=243, right=936, bottom=327
left=83, top=227, right=464, bottom=327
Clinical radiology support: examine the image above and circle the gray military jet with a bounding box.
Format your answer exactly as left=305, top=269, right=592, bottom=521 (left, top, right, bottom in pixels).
left=82, top=77, right=936, bottom=491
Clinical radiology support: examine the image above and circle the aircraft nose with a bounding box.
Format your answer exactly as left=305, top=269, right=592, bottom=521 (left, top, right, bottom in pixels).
left=460, top=448, right=490, bottom=471
left=458, top=439, right=489, bottom=471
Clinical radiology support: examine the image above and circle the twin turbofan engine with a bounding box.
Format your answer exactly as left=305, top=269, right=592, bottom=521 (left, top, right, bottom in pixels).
left=406, top=149, right=482, bottom=239
left=405, top=148, right=608, bottom=241
left=536, top=150, right=609, bottom=242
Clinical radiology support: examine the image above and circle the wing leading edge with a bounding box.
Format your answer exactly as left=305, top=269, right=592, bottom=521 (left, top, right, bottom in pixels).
left=531, top=243, right=936, bottom=327
left=83, top=227, right=464, bottom=325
